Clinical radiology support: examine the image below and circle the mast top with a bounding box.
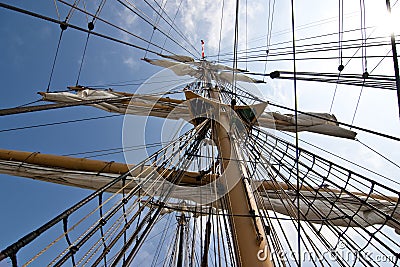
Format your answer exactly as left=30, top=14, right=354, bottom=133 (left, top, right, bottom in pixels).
left=201, top=40, right=205, bottom=59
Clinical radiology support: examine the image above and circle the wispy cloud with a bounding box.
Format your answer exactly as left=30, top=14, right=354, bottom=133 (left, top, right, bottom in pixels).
left=123, top=56, right=138, bottom=69
left=163, top=0, right=265, bottom=54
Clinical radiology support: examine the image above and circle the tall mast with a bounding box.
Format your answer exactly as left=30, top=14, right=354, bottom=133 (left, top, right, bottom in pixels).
left=209, top=86, right=273, bottom=267
left=176, top=213, right=187, bottom=267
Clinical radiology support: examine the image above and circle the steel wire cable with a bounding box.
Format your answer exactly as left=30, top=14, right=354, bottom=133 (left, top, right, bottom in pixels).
left=117, top=0, right=198, bottom=58
left=144, top=0, right=200, bottom=57
left=56, top=0, right=178, bottom=56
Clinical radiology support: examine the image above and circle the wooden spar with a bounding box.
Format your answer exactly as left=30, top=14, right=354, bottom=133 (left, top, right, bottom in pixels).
left=0, top=148, right=129, bottom=174
left=0, top=149, right=215, bottom=186
left=1, top=148, right=396, bottom=203
left=206, top=89, right=273, bottom=267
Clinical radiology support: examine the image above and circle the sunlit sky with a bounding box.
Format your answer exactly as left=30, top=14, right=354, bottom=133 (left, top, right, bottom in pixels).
left=0, top=0, right=400, bottom=266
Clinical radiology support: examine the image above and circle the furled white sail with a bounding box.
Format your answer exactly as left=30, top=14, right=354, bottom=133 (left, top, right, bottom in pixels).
left=0, top=153, right=397, bottom=234
left=258, top=112, right=357, bottom=139
left=261, top=189, right=400, bottom=234
left=142, top=58, right=264, bottom=83
left=40, top=88, right=357, bottom=139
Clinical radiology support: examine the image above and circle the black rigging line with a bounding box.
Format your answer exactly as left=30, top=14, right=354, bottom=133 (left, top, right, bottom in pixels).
left=57, top=0, right=176, bottom=56
left=329, top=76, right=340, bottom=113
left=386, top=0, right=400, bottom=118
left=217, top=54, right=397, bottom=64
left=249, top=69, right=397, bottom=81
left=216, top=38, right=399, bottom=65
left=46, top=29, right=64, bottom=92
left=360, top=0, right=368, bottom=75
left=214, top=30, right=400, bottom=63
left=143, top=0, right=166, bottom=59
left=356, top=138, right=400, bottom=169
left=260, top=70, right=397, bottom=90
left=46, top=0, right=82, bottom=92
left=348, top=0, right=368, bottom=126
left=0, top=167, right=135, bottom=263
left=145, top=0, right=200, bottom=57
left=0, top=114, right=121, bottom=133
left=62, top=140, right=167, bottom=157
left=217, top=0, right=225, bottom=63
left=75, top=0, right=107, bottom=86
left=76, top=32, right=91, bottom=86
left=116, top=0, right=197, bottom=58
left=158, top=0, right=184, bottom=55
left=249, top=128, right=399, bottom=239
left=262, top=0, right=276, bottom=82
left=212, top=12, right=364, bottom=57
left=210, top=26, right=378, bottom=59
left=15, top=99, right=42, bottom=108
left=330, top=0, right=344, bottom=113
left=225, top=37, right=397, bottom=68
left=269, top=10, right=358, bottom=39
left=232, top=0, right=240, bottom=98
left=370, top=49, right=392, bottom=73
left=245, top=0, right=248, bottom=71
left=350, top=77, right=365, bottom=126
left=98, top=193, right=108, bottom=267
left=338, top=0, right=344, bottom=67
left=151, top=214, right=174, bottom=267
left=0, top=2, right=164, bottom=56
left=279, top=131, right=399, bottom=185
left=290, top=0, right=301, bottom=265
left=217, top=34, right=398, bottom=60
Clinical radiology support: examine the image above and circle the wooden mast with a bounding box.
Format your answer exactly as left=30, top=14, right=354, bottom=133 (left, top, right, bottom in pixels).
left=209, top=86, right=273, bottom=266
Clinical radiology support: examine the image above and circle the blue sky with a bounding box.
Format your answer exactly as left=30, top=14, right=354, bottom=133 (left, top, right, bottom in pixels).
left=1, top=0, right=400, bottom=266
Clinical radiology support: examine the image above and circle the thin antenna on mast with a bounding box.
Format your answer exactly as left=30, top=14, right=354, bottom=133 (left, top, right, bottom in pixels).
left=201, top=40, right=205, bottom=59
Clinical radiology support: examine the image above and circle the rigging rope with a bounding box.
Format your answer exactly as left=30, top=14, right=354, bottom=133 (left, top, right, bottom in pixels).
left=143, top=0, right=166, bottom=59
left=349, top=0, right=368, bottom=126
left=2, top=1, right=400, bottom=266
left=217, top=0, right=225, bottom=63
left=46, top=30, right=64, bottom=92
left=290, top=0, right=301, bottom=264
left=262, top=0, right=276, bottom=82
left=0, top=114, right=120, bottom=133
left=56, top=0, right=177, bottom=56
left=356, top=138, right=400, bottom=169
left=0, top=2, right=166, bottom=57
left=74, top=0, right=107, bottom=86
left=279, top=130, right=399, bottom=185
left=117, top=0, right=197, bottom=58
left=330, top=0, right=345, bottom=113
left=144, top=0, right=200, bottom=57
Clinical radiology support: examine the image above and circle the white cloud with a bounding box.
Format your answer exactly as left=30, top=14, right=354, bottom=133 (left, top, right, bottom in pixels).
left=123, top=56, right=138, bottom=69
left=109, top=3, right=141, bottom=43
left=163, top=0, right=265, bottom=54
